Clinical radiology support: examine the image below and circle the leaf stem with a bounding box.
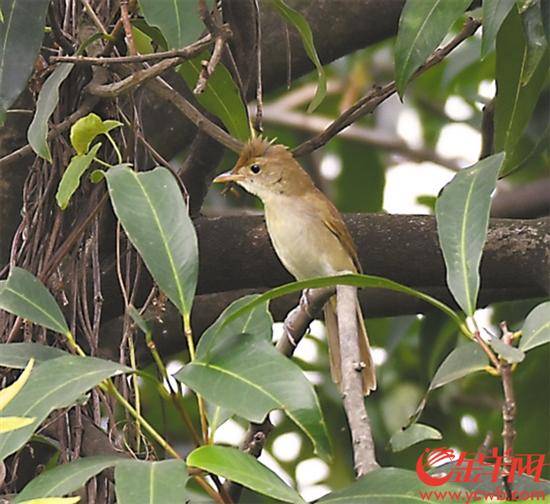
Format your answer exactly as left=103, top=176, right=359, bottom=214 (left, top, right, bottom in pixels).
left=105, top=131, right=123, bottom=164
left=183, top=313, right=210, bottom=444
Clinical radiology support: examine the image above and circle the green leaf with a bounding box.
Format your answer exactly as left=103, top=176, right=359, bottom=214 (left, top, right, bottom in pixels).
left=105, top=166, right=198, bottom=317
left=177, top=333, right=331, bottom=460
left=138, top=0, right=205, bottom=50
left=217, top=274, right=469, bottom=337
left=488, top=336, right=525, bottom=363
left=178, top=53, right=250, bottom=141
left=27, top=63, right=74, bottom=162
left=0, top=343, right=67, bottom=369
left=0, top=416, right=35, bottom=433
left=481, top=0, right=516, bottom=58
left=319, top=467, right=461, bottom=502
left=270, top=0, right=327, bottom=112
left=114, top=459, right=189, bottom=504
left=495, top=7, right=549, bottom=161
left=0, top=357, right=34, bottom=411
left=435, top=153, right=505, bottom=316
left=520, top=0, right=548, bottom=84
left=187, top=446, right=305, bottom=504
left=15, top=456, right=122, bottom=502
left=394, top=0, right=471, bottom=96
left=0, top=0, right=50, bottom=122
left=519, top=301, right=550, bottom=351
left=0, top=354, right=129, bottom=461
left=70, top=113, right=122, bottom=155
left=390, top=423, right=443, bottom=452
left=429, top=342, right=488, bottom=390
left=196, top=294, right=272, bottom=359
left=0, top=267, right=69, bottom=335
left=55, top=143, right=102, bottom=210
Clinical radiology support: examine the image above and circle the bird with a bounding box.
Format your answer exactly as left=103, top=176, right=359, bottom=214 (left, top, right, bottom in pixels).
left=213, top=137, right=376, bottom=395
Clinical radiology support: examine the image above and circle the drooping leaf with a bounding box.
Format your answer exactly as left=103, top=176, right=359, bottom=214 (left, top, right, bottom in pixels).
left=187, top=445, right=305, bottom=504
left=0, top=355, right=129, bottom=461
left=0, top=343, right=67, bottom=369
left=0, top=358, right=33, bottom=411
left=217, top=274, right=469, bottom=337
left=390, top=423, right=443, bottom=452
left=394, top=0, right=471, bottom=96
left=0, top=0, right=50, bottom=122
left=179, top=53, right=250, bottom=141
left=114, top=459, right=189, bottom=504
left=495, top=7, right=549, bottom=162
left=15, top=456, right=122, bottom=502
left=0, top=267, right=69, bottom=335
left=488, top=336, right=525, bottom=363
left=481, top=0, right=516, bottom=58
left=105, top=166, right=198, bottom=317
left=519, top=301, right=550, bottom=351
left=520, top=0, right=548, bottom=85
left=56, top=143, right=102, bottom=209
left=319, top=467, right=461, bottom=502
left=429, top=342, right=488, bottom=390
left=70, top=113, right=122, bottom=155
left=435, top=153, right=505, bottom=316
left=0, top=416, right=35, bottom=433
left=27, top=63, right=74, bottom=162
left=138, top=0, right=205, bottom=50
left=270, top=0, right=327, bottom=112
left=176, top=333, right=331, bottom=460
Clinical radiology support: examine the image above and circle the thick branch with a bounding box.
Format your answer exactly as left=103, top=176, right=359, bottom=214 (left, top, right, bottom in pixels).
left=193, top=214, right=549, bottom=296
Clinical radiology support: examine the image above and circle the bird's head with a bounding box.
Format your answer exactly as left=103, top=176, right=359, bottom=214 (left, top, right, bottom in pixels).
left=213, top=137, right=314, bottom=201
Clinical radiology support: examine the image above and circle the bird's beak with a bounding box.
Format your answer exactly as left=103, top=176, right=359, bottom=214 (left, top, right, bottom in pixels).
left=213, top=171, right=244, bottom=184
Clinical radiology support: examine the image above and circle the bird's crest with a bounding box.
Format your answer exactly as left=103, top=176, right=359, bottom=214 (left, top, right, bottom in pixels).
left=236, top=136, right=280, bottom=166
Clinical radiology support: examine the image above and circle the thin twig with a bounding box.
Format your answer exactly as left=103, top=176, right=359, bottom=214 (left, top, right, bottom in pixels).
left=292, top=18, right=481, bottom=157
left=252, top=0, right=263, bottom=132
left=120, top=0, right=137, bottom=56
left=499, top=323, right=516, bottom=466
left=194, top=34, right=227, bottom=95
left=336, top=285, right=379, bottom=476
left=80, top=0, right=108, bottom=35
left=479, top=99, right=495, bottom=160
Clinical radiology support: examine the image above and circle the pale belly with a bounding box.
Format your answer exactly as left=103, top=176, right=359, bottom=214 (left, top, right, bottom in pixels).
left=264, top=198, right=355, bottom=280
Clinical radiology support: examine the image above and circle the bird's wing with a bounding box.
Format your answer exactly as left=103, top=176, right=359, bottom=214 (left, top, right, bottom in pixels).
left=305, top=188, right=363, bottom=273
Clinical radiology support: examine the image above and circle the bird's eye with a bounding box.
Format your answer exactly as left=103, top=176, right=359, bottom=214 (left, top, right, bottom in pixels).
left=250, top=164, right=261, bottom=174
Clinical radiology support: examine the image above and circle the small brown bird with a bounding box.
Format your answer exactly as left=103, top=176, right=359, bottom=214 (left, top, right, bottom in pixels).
left=213, top=138, right=376, bottom=394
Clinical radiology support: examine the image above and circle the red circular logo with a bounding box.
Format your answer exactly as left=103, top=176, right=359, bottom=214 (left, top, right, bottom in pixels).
left=416, top=447, right=455, bottom=486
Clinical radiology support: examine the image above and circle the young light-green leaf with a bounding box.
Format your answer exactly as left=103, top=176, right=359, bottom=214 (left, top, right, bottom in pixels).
left=15, top=456, right=122, bottom=502
left=0, top=0, right=50, bottom=122
left=429, top=342, right=488, bottom=390
left=488, top=336, right=525, bottom=363
left=481, top=0, right=516, bottom=59
left=177, top=334, right=331, bottom=460
left=270, top=0, right=327, bottom=112
left=105, top=166, right=198, bottom=317
left=114, top=459, right=189, bottom=504
left=70, top=113, right=122, bottom=155
left=27, top=63, right=74, bottom=162
left=179, top=53, right=250, bottom=141
left=519, top=301, right=550, bottom=352
left=435, top=153, right=505, bottom=316
left=138, top=0, right=206, bottom=50
left=56, top=143, right=102, bottom=209
left=0, top=354, right=130, bottom=461
left=0, top=267, right=69, bottom=335
left=390, top=423, right=443, bottom=452
left=394, top=0, right=471, bottom=96
left=187, top=446, right=305, bottom=504
left=495, top=7, right=549, bottom=163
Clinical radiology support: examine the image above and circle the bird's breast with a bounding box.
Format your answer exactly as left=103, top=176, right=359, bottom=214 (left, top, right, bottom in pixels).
left=264, top=196, right=355, bottom=280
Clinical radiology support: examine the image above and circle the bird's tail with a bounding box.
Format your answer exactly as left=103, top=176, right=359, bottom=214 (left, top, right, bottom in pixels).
left=323, top=296, right=377, bottom=395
